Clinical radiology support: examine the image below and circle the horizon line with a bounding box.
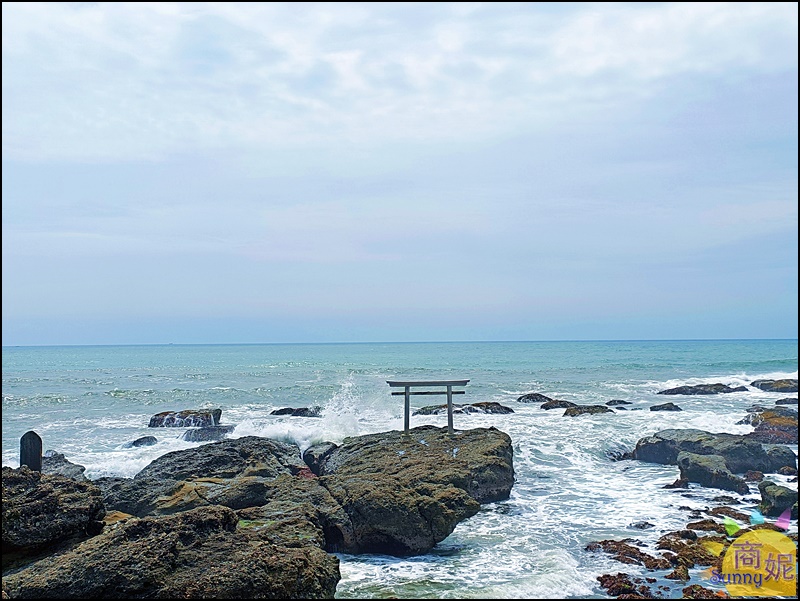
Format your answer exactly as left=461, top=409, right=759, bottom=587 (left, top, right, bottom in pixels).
left=2, top=337, right=798, bottom=349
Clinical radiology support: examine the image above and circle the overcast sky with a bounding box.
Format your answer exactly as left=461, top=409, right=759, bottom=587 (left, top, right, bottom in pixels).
left=2, top=2, right=797, bottom=345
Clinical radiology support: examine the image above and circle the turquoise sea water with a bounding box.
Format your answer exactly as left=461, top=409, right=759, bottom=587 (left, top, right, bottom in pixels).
left=2, top=340, right=798, bottom=598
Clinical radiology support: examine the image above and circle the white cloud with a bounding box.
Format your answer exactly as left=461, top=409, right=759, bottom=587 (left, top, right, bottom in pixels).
left=2, top=2, right=796, bottom=161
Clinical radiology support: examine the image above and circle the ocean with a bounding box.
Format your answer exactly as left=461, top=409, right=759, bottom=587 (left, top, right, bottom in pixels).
left=2, top=339, right=798, bottom=598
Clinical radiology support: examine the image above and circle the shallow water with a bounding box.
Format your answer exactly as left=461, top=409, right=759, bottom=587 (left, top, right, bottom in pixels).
left=2, top=340, right=797, bottom=598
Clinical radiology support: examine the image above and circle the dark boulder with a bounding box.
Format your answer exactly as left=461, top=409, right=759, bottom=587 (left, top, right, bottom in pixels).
left=315, top=425, right=513, bottom=555
left=650, top=402, right=682, bottom=412
left=320, top=475, right=479, bottom=555
left=765, top=446, right=798, bottom=472
left=607, top=400, right=632, bottom=406
left=41, top=451, right=87, bottom=481
left=148, top=409, right=221, bottom=427
left=563, top=405, right=614, bottom=416
left=516, top=392, right=553, bottom=403
left=540, top=400, right=576, bottom=410
left=775, top=397, right=798, bottom=405
left=122, top=436, right=157, bottom=448
left=758, top=480, right=798, bottom=518
left=181, top=425, right=236, bottom=442
left=657, top=383, right=747, bottom=395
left=2, top=466, right=105, bottom=552
left=676, top=452, right=749, bottom=494
left=271, top=407, right=322, bottom=417
left=0, top=505, right=340, bottom=599
left=751, top=379, right=798, bottom=393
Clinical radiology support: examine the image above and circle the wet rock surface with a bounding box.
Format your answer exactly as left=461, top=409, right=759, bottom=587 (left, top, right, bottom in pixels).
left=631, top=428, right=795, bottom=474
left=2, top=467, right=105, bottom=552
left=1, top=505, right=340, bottom=599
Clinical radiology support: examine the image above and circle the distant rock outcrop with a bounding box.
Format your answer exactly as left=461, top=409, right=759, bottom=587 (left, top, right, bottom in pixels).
left=271, top=407, right=323, bottom=417
left=657, top=384, right=747, bottom=395
left=413, top=402, right=513, bottom=415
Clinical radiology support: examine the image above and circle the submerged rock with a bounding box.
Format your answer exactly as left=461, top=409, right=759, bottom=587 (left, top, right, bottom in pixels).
left=122, top=436, right=157, bottom=448
left=563, top=405, right=614, bottom=416
left=751, top=379, right=798, bottom=393
left=775, top=397, right=798, bottom=405
left=148, top=409, right=222, bottom=428
left=650, top=402, right=682, bottom=412
left=657, top=384, right=747, bottom=395
left=516, top=392, right=553, bottom=403
left=606, top=399, right=632, bottom=406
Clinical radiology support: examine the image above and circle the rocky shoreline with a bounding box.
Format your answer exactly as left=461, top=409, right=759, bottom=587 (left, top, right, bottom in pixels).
left=2, top=425, right=514, bottom=599
left=3, top=377, right=797, bottom=599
